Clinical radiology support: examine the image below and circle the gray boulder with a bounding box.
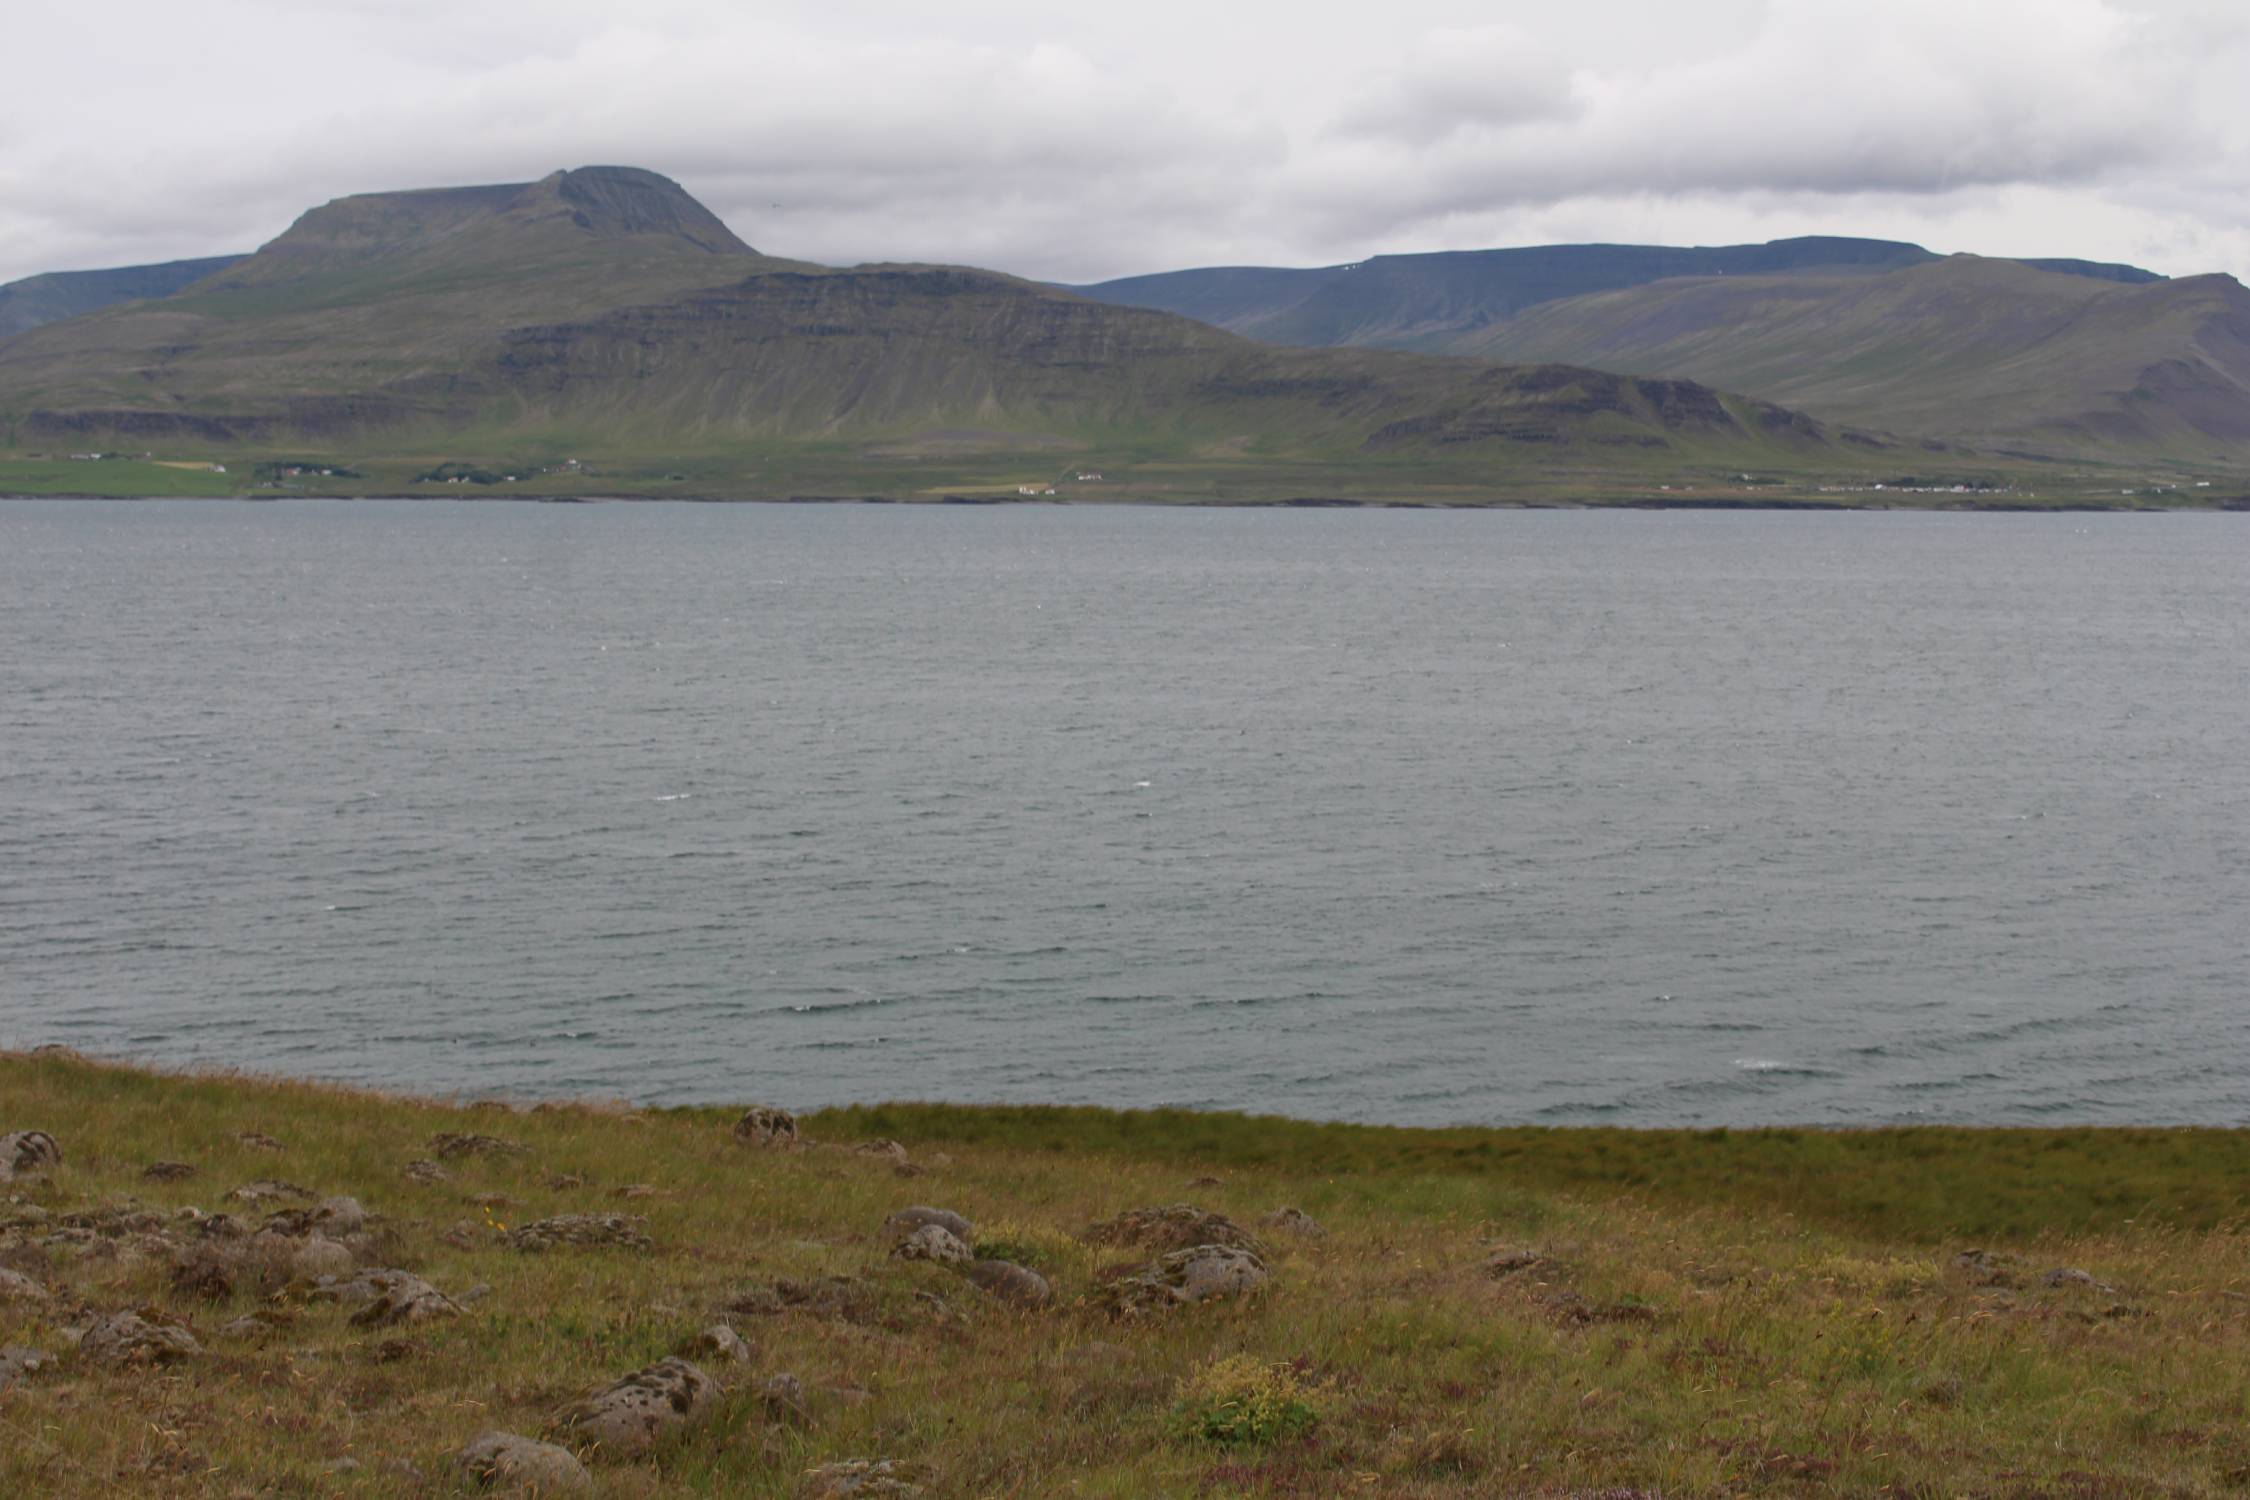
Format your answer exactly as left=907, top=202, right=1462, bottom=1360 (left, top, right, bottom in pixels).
left=881, top=1205, right=974, bottom=1244
left=962, top=1258, right=1052, bottom=1310
left=0, top=1131, right=61, bottom=1182
left=456, top=1430, right=593, bottom=1494
left=732, top=1105, right=799, bottom=1148
left=0, top=1267, right=49, bottom=1305
left=554, top=1356, right=720, bottom=1458
left=1261, top=1207, right=1326, bottom=1238
left=890, top=1224, right=971, bottom=1265
left=1102, top=1244, right=1269, bottom=1318
left=80, top=1311, right=202, bottom=1368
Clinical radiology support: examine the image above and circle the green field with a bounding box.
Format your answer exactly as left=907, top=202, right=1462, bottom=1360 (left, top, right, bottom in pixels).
left=4, top=1051, right=2247, bottom=1497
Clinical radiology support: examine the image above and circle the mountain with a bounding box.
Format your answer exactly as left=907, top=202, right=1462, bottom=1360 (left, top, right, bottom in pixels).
left=0, top=255, right=247, bottom=339
left=1073, top=237, right=2163, bottom=350
left=0, top=167, right=1845, bottom=495
left=1446, top=256, right=2250, bottom=457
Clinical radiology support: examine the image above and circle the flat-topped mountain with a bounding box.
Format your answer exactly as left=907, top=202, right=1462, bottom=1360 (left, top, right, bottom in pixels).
left=211, top=166, right=760, bottom=289
left=0, top=167, right=1838, bottom=487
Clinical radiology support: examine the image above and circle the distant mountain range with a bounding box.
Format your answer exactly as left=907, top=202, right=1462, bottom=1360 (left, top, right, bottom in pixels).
left=0, top=168, right=1846, bottom=496
left=0, top=171, right=2243, bottom=502
left=0, top=255, right=247, bottom=340
left=1078, top=241, right=2250, bottom=459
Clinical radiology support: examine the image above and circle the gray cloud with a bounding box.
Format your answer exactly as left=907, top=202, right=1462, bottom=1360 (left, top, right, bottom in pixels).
left=1, top=0, right=2245, bottom=288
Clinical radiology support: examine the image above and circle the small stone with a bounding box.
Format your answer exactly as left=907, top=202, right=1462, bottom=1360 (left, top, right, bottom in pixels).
left=440, top=1221, right=480, bottom=1250
left=676, top=1324, right=752, bottom=1365
left=1483, top=1247, right=1546, bottom=1278
left=2043, top=1267, right=2116, bottom=1293
left=0, top=1267, right=49, bottom=1304
left=544, top=1173, right=586, bottom=1190
left=457, top=1430, right=592, bottom=1494
left=962, top=1258, right=1051, bottom=1310
left=216, top=1313, right=283, bottom=1340
left=141, top=1161, right=197, bottom=1183
left=80, top=1310, right=202, bottom=1368
left=881, top=1205, right=974, bottom=1245
left=890, top=1224, right=971, bottom=1265
left=799, top=1458, right=925, bottom=1499
left=322, top=1457, right=362, bottom=1474
left=0, top=1345, right=49, bottom=1391
left=758, top=1372, right=811, bottom=1425
left=553, top=1357, right=720, bottom=1458
left=226, top=1179, right=313, bottom=1206
left=503, top=1214, right=651, bottom=1253
left=458, top=1283, right=493, bottom=1306
left=614, top=1183, right=660, bottom=1200
left=854, top=1140, right=910, bottom=1167
left=235, top=1132, right=285, bottom=1153
left=732, top=1106, right=798, bottom=1149
left=1262, top=1207, right=1326, bottom=1237
left=403, top=1159, right=451, bottom=1184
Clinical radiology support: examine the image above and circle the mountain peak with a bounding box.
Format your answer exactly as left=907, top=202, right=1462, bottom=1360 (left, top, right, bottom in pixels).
left=223, top=166, right=755, bottom=288
left=511, top=167, right=754, bottom=256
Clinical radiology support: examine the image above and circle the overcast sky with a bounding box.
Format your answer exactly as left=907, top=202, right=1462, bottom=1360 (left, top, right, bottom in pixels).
left=6, top=0, right=2248, bottom=287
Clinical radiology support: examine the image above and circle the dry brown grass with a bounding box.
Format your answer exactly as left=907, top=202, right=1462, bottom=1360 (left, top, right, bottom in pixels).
left=3, top=1050, right=2247, bottom=1497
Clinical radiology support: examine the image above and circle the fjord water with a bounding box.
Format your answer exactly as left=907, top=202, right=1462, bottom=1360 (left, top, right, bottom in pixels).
left=2, top=500, right=2244, bottom=1126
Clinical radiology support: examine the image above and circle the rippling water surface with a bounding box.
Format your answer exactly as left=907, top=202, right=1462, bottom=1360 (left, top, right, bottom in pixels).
left=2, top=499, right=2245, bottom=1125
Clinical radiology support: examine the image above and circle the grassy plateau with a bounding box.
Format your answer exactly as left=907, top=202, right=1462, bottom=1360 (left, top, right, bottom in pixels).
left=3, top=1050, right=2247, bottom=1497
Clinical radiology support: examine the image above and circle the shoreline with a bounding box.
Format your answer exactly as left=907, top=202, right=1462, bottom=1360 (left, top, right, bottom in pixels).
left=2, top=489, right=2241, bottom=512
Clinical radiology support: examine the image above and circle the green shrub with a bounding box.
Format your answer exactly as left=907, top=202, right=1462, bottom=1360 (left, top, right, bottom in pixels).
left=1172, top=1355, right=1321, bottom=1446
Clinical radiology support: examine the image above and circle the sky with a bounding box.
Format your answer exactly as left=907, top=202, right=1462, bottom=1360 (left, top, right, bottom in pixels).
left=5, top=0, right=2248, bottom=288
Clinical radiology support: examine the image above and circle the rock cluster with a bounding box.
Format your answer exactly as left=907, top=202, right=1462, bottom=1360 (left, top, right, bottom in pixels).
left=890, top=1224, right=971, bottom=1265
left=1083, top=1203, right=1263, bottom=1255
left=311, top=1268, right=463, bottom=1326
left=503, top=1213, right=651, bottom=1252
left=1101, top=1244, right=1270, bottom=1319
left=800, top=1458, right=925, bottom=1498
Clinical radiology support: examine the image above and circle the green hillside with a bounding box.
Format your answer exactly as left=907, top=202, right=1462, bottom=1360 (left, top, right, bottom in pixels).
left=1447, top=256, right=2250, bottom=459
left=0, top=168, right=1879, bottom=501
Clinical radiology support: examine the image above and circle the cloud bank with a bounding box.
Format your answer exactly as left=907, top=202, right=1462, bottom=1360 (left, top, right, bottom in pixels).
left=2, top=0, right=2245, bottom=287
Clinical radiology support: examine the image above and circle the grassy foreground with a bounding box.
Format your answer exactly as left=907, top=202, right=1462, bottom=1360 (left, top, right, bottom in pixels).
left=3, top=1052, right=2247, bottom=1498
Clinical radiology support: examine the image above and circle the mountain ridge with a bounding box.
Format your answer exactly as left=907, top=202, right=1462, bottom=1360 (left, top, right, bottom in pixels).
left=0, top=168, right=1846, bottom=495
left=1073, top=236, right=2165, bottom=350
